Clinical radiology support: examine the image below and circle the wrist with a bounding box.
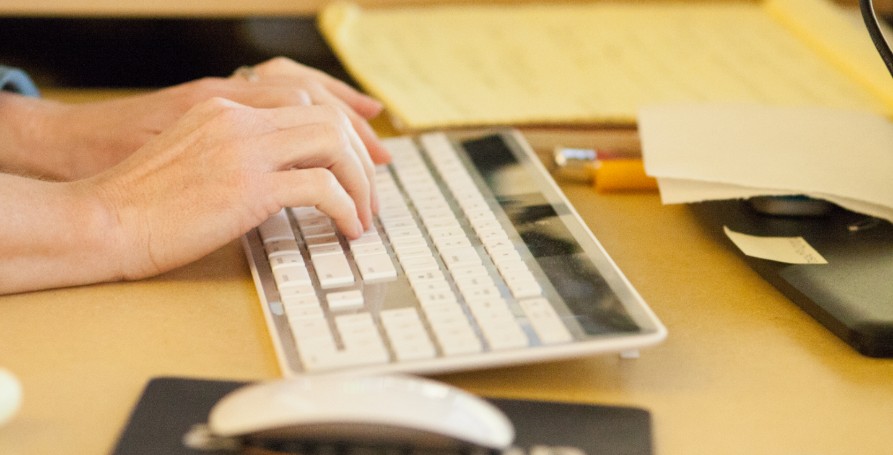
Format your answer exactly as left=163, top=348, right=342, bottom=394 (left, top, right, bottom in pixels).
left=0, top=174, right=126, bottom=294
left=66, top=179, right=131, bottom=283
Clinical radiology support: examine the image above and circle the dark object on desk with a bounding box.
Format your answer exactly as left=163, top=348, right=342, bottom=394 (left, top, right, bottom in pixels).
left=0, top=17, right=348, bottom=88
left=691, top=200, right=893, bottom=357
left=111, top=377, right=653, bottom=455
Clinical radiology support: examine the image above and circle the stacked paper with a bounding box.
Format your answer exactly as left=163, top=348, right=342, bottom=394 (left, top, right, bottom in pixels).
left=638, top=104, right=893, bottom=223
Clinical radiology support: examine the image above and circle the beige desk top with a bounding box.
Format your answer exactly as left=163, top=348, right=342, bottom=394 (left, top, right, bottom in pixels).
left=1, top=90, right=892, bottom=455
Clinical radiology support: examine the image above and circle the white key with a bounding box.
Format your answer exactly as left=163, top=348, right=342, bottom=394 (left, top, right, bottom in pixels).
left=380, top=308, right=437, bottom=361
left=326, top=290, right=364, bottom=311
left=308, top=243, right=345, bottom=257
left=458, top=284, right=502, bottom=303
left=257, top=210, right=294, bottom=243
left=489, top=248, right=523, bottom=266
left=283, top=302, right=325, bottom=320
left=422, top=216, right=462, bottom=231
left=289, top=316, right=335, bottom=350
left=431, top=234, right=472, bottom=253
left=385, top=226, right=424, bottom=242
left=268, top=252, right=304, bottom=270
left=335, top=314, right=388, bottom=358
left=504, top=271, right=543, bottom=298
left=465, top=299, right=528, bottom=349
left=405, top=269, right=445, bottom=283
left=272, top=264, right=312, bottom=289
left=279, top=284, right=315, bottom=298
left=292, top=206, right=326, bottom=220
left=379, top=216, right=416, bottom=231
left=416, top=290, right=459, bottom=307
left=479, top=322, right=529, bottom=350
left=519, top=298, right=573, bottom=344
left=397, top=254, right=439, bottom=272
left=441, top=247, right=482, bottom=270
left=281, top=293, right=319, bottom=308
left=350, top=242, right=387, bottom=257
left=304, top=233, right=340, bottom=246
left=300, top=224, right=336, bottom=238
left=394, top=245, right=431, bottom=262
left=348, top=231, right=383, bottom=247
left=265, top=239, right=300, bottom=257
left=429, top=322, right=483, bottom=356
left=421, top=304, right=482, bottom=355
left=312, top=254, right=355, bottom=288
left=354, top=253, right=397, bottom=281
left=392, top=235, right=427, bottom=249
left=429, top=226, right=466, bottom=243
left=450, top=265, right=489, bottom=280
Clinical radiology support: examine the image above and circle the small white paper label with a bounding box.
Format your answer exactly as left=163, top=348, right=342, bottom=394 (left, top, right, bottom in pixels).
left=723, top=226, right=828, bottom=264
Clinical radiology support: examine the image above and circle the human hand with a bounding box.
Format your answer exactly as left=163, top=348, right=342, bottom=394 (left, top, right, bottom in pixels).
left=81, top=98, right=375, bottom=281
left=1, top=57, right=387, bottom=181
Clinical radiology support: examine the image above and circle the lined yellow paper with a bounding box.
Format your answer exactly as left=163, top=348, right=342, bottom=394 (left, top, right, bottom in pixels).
left=319, top=0, right=893, bottom=130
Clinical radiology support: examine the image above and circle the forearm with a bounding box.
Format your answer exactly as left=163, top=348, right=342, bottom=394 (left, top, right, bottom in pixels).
left=0, top=173, right=121, bottom=294
left=0, top=92, right=72, bottom=180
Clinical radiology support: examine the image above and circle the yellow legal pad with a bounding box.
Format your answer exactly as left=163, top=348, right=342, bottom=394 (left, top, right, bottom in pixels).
left=318, top=0, right=893, bottom=130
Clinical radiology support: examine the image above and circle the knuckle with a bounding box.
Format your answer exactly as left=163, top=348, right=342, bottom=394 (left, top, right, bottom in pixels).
left=189, top=97, right=250, bottom=128
left=314, top=120, right=351, bottom=152
left=316, top=104, right=351, bottom=126
left=257, top=56, right=296, bottom=75
left=283, top=88, right=311, bottom=105
left=308, top=168, right=342, bottom=193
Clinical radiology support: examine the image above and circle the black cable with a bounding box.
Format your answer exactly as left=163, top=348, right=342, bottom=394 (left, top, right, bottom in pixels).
left=860, top=0, right=893, bottom=78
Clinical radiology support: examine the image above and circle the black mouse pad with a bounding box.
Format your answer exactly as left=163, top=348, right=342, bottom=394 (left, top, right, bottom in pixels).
left=111, top=376, right=653, bottom=455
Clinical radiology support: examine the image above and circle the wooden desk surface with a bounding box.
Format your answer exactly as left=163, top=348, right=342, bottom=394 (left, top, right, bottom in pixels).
left=1, top=90, right=892, bottom=455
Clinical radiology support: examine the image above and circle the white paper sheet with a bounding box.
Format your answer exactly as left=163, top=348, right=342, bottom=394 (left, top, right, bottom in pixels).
left=638, top=104, right=893, bottom=223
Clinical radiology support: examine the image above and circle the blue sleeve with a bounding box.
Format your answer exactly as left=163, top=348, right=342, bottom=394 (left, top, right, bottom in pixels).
left=0, top=65, right=39, bottom=97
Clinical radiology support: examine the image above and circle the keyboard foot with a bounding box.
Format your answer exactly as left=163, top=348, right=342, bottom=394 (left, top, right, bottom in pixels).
left=619, top=349, right=640, bottom=360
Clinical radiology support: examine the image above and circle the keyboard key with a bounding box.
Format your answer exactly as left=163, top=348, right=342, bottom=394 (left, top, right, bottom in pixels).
left=349, top=242, right=387, bottom=257
left=441, top=247, right=482, bottom=270
left=335, top=313, right=388, bottom=358
left=312, top=254, right=355, bottom=288
left=326, top=290, right=364, bottom=311
left=264, top=239, right=300, bottom=257
left=283, top=302, right=325, bottom=320
left=272, top=264, right=312, bottom=289
left=257, top=210, right=294, bottom=244
left=308, top=243, right=344, bottom=257
left=519, top=298, right=573, bottom=344
left=380, top=308, right=437, bottom=361
left=269, top=252, right=304, bottom=270
left=354, top=253, right=397, bottom=281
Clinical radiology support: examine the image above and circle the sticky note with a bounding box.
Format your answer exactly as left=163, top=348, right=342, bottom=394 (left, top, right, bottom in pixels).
left=723, top=226, right=828, bottom=264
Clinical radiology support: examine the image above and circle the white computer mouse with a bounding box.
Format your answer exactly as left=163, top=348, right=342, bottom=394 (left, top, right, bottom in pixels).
left=207, top=374, right=514, bottom=451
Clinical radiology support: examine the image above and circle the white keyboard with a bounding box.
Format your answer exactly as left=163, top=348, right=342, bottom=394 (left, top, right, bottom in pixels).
left=243, top=130, right=666, bottom=376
